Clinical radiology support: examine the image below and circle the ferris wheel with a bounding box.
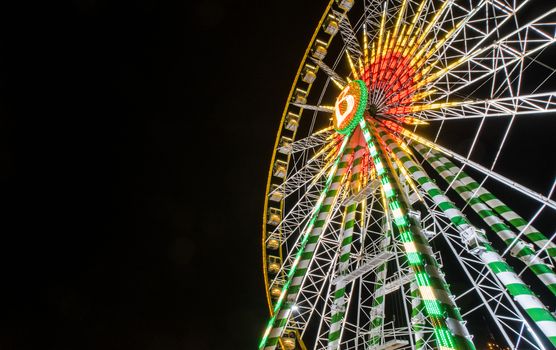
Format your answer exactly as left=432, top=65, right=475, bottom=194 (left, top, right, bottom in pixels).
left=259, top=0, right=556, bottom=349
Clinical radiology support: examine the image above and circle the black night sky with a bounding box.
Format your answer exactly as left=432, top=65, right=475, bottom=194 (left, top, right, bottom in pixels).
left=1, top=1, right=325, bottom=349
left=1, top=1, right=554, bottom=349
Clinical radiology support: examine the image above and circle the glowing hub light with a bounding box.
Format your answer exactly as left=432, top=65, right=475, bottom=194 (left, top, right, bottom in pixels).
left=334, top=80, right=368, bottom=135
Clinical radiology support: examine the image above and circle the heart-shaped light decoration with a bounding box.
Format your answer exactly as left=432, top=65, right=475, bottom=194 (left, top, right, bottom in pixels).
left=333, top=80, right=368, bottom=135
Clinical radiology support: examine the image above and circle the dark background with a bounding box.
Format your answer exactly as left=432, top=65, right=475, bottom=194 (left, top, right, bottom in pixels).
left=0, top=0, right=325, bottom=349
left=0, top=0, right=554, bottom=349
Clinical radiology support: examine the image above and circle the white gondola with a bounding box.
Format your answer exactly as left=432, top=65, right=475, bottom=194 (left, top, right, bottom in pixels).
left=267, top=207, right=281, bottom=226
left=323, top=14, right=339, bottom=35
left=302, top=64, right=317, bottom=84
left=267, top=255, right=281, bottom=274
left=284, top=112, right=299, bottom=132
left=311, top=39, right=328, bottom=60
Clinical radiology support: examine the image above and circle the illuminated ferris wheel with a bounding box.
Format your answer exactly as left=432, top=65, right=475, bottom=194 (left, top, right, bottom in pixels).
left=260, top=0, right=556, bottom=350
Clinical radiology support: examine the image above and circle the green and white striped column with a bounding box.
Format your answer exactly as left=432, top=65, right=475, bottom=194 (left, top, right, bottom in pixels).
left=376, top=126, right=556, bottom=346
left=414, top=145, right=556, bottom=297
left=387, top=144, right=426, bottom=349
left=360, top=119, right=475, bottom=350
left=368, top=219, right=391, bottom=347
left=417, top=145, right=556, bottom=261
left=260, top=137, right=352, bottom=350
left=327, top=144, right=366, bottom=350
left=410, top=280, right=426, bottom=350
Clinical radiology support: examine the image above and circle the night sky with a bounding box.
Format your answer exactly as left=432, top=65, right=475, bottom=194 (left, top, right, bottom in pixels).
left=1, top=1, right=325, bottom=349
left=1, top=1, right=554, bottom=349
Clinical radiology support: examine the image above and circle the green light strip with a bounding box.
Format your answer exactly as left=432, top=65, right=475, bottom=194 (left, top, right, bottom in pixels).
left=358, top=118, right=460, bottom=350
left=410, top=281, right=426, bottom=350
left=259, top=135, right=351, bottom=349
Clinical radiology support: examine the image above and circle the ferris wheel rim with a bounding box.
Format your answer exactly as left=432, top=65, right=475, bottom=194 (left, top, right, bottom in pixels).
left=261, top=3, right=339, bottom=350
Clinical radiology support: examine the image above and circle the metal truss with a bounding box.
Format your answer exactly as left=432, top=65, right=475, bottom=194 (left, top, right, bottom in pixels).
left=430, top=6, right=556, bottom=101
left=418, top=93, right=556, bottom=121
left=332, top=9, right=363, bottom=60
left=310, top=58, right=347, bottom=87
left=282, top=128, right=335, bottom=154
left=290, top=102, right=334, bottom=115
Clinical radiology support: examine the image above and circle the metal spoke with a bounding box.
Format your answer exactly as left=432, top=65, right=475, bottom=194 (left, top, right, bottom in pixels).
left=420, top=92, right=556, bottom=121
